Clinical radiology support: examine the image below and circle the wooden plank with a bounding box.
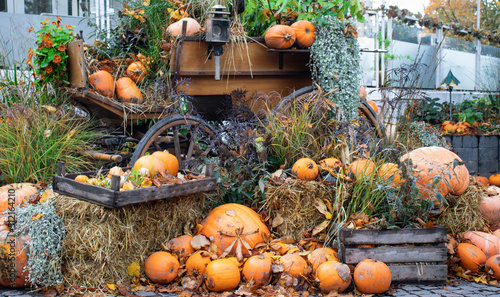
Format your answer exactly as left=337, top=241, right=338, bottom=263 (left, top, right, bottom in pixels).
left=67, top=40, right=86, bottom=89
left=52, top=176, right=116, bottom=208
left=342, top=246, right=447, bottom=264
left=178, top=70, right=310, bottom=76
left=388, top=264, right=447, bottom=283
left=339, top=227, right=447, bottom=245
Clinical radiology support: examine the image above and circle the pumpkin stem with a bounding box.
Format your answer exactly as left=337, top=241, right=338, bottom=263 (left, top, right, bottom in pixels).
left=307, top=162, right=314, bottom=169
left=283, top=33, right=292, bottom=41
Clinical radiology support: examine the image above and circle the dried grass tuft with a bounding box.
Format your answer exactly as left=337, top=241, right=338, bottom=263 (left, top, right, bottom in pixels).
left=55, top=193, right=207, bottom=287
left=438, top=185, right=487, bottom=235
left=262, top=179, right=336, bottom=239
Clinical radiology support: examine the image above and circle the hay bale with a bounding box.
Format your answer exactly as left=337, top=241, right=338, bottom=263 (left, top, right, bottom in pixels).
left=55, top=193, right=207, bottom=287
left=262, top=179, right=336, bottom=239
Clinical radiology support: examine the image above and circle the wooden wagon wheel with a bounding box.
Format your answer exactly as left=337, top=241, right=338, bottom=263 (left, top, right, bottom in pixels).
left=130, top=114, right=217, bottom=170
left=272, top=85, right=385, bottom=139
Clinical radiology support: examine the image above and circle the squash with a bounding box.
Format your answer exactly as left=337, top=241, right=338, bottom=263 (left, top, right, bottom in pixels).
left=462, top=231, right=500, bottom=258
left=353, top=259, right=391, bottom=294
left=348, top=159, right=375, bottom=179
left=316, top=261, right=351, bottom=293
left=378, top=163, right=405, bottom=187
left=132, top=155, right=165, bottom=176
left=292, top=158, right=319, bottom=181
left=166, top=234, right=195, bottom=259
left=456, top=243, right=487, bottom=272
left=308, top=248, right=338, bottom=274
left=486, top=254, right=500, bottom=279
left=167, top=17, right=201, bottom=36
left=279, top=253, right=308, bottom=277
left=185, top=251, right=211, bottom=276
left=89, top=70, right=114, bottom=98
left=0, top=183, right=37, bottom=213
left=265, top=25, right=296, bottom=49
left=205, top=259, right=240, bottom=292
left=242, top=253, right=272, bottom=286
left=490, top=174, right=500, bottom=186
left=152, top=151, right=179, bottom=176
left=366, top=100, right=379, bottom=114
left=480, top=195, right=500, bottom=225
left=291, top=20, right=315, bottom=48
left=144, top=251, right=179, bottom=284
left=0, top=228, right=30, bottom=288
left=115, top=77, right=143, bottom=104
left=126, top=61, right=148, bottom=84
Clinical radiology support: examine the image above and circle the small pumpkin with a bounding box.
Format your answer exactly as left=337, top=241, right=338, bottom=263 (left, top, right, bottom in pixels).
left=242, top=253, right=272, bottom=286
left=74, top=175, right=89, bottom=183
left=353, top=259, right=391, bottom=294
left=107, top=166, right=124, bottom=179
left=318, top=158, right=342, bottom=171
left=0, top=183, right=37, bottom=213
left=456, top=243, right=487, bottom=272
left=462, top=231, right=500, bottom=258
left=89, top=70, right=114, bottom=98
left=144, top=251, right=179, bottom=284
left=366, top=100, right=379, bottom=114
left=482, top=196, right=500, bottom=225
left=490, top=174, right=500, bottom=186
left=126, top=61, right=148, bottom=84
left=292, top=158, right=319, bottom=181
left=316, top=261, right=351, bottom=293
left=166, top=234, right=195, bottom=259
left=115, top=77, right=143, bottom=104
left=205, top=258, right=241, bottom=292
left=348, top=159, right=375, bottom=179
left=265, top=25, right=296, bottom=49
left=0, top=228, right=30, bottom=288
left=476, top=176, right=490, bottom=187
left=359, top=86, right=367, bottom=100
left=308, top=248, right=338, bottom=274
left=132, top=155, right=165, bottom=176
left=152, top=151, right=179, bottom=176
left=378, top=163, right=405, bottom=187
left=486, top=254, right=500, bottom=279
left=167, top=17, right=201, bottom=36
left=185, top=251, right=211, bottom=276
left=279, top=253, right=308, bottom=277
left=291, top=20, right=315, bottom=48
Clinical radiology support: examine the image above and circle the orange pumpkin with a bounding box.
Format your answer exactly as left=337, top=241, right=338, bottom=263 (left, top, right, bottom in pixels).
left=400, top=147, right=470, bottom=206
left=115, top=77, right=143, bottom=104
left=292, top=158, right=319, bottom=181
left=476, top=176, right=490, bottom=187
left=456, top=243, right=487, bottom=272
left=74, top=175, right=89, bottom=183
left=89, top=70, right=114, bottom=98
left=205, top=259, right=241, bottom=292
left=490, top=174, right=500, bottom=186
left=493, top=229, right=500, bottom=239
left=378, top=163, right=405, bottom=187
left=126, top=61, right=148, bottom=84
left=166, top=234, right=195, bottom=259
left=167, top=17, right=201, bottom=36
left=348, top=159, right=376, bottom=179
left=0, top=183, right=37, bottom=213
left=462, top=231, right=500, bottom=258
left=318, top=158, right=342, bottom=171
left=0, top=229, right=30, bottom=288
left=265, top=25, right=296, bottom=49
left=480, top=195, right=500, bottom=225
left=486, top=254, right=500, bottom=279
left=308, top=248, right=338, bottom=274
left=144, top=251, right=179, bottom=284
left=242, top=253, right=272, bottom=286
left=366, top=100, right=379, bottom=114
left=152, top=151, right=179, bottom=176
left=279, top=253, right=308, bottom=277
left=185, top=251, right=211, bottom=276
left=316, top=261, right=351, bottom=293
left=353, top=259, right=391, bottom=294
left=291, top=20, right=315, bottom=48
left=359, top=86, right=367, bottom=100
left=198, top=204, right=270, bottom=257
left=132, top=155, right=165, bottom=176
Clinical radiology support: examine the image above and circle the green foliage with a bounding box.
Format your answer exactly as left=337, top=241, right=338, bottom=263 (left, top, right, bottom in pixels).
left=409, top=97, right=446, bottom=125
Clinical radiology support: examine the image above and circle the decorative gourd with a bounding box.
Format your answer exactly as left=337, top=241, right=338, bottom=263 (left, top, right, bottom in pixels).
left=126, top=61, right=148, bottom=84
left=167, top=17, right=201, bottom=36
left=490, top=174, right=500, bottom=186
left=359, top=86, right=367, bottom=100
left=205, top=259, right=240, bottom=292
left=456, top=243, right=487, bottom=272
left=291, top=20, right=315, bottom=48
left=242, top=253, right=272, bottom=286
left=74, top=175, right=89, bottom=183
left=0, top=229, right=30, bottom=288
left=462, top=231, right=500, bottom=258
left=115, top=77, right=143, bottom=104
left=480, top=196, right=500, bottom=226
left=476, top=176, right=490, bottom=187
left=166, top=234, right=195, bottom=259
left=366, top=100, right=379, bottom=114
left=152, top=151, right=179, bottom=176
left=279, top=253, right=308, bottom=277
left=185, top=251, right=211, bottom=276
left=89, top=70, right=114, bottom=98
left=198, top=204, right=270, bottom=256
left=348, top=159, right=375, bottom=179
left=144, top=251, right=179, bottom=284
left=400, top=146, right=470, bottom=206
left=265, top=25, right=296, bottom=49
left=486, top=254, right=500, bottom=279
left=353, top=259, right=391, bottom=294
left=132, top=155, right=165, bottom=176
left=0, top=183, right=37, bottom=213
left=308, top=248, right=338, bottom=274
left=378, top=163, right=405, bottom=187
left=316, top=261, right=351, bottom=293
left=107, top=166, right=124, bottom=179
left=318, top=158, right=342, bottom=171
left=292, top=158, right=319, bottom=181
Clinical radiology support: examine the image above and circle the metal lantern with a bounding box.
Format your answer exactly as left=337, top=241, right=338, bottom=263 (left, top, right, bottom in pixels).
left=441, top=70, right=461, bottom=119
left=205, top=5, right=231, bottom=43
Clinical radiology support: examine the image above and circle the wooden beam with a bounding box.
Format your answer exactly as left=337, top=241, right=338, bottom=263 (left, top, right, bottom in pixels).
left=342, top=246, right=447, bottom=264
left=340, top=227, right=447, bottom=245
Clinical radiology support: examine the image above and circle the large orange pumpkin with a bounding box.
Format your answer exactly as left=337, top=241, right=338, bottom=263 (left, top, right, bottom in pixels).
left=486, top=254, right=500, bottom=279
left=348, top=159, right=375, bottom=179
left=279, top=253, right=308, bottom=277
left=144, top=251, right=179, bottom=284
left=89, top=70, right=114, bottom=98
left=132, top=155, right=165, bottom=176
left=242, top=253, right=272, bottom=286
left=0, top=183, right=37, bottom=213
left=265, top=25, right=296, bottom=49
left=205, top=259, right=240, bottom=292
left=480, top=196, right=500, bottom=225
left=316, top=261, right=351, bottom=293
left=166, top=234, right=194, bottom=259
left=308, top=248, right=338, bottom=274
left=366, top=100, right=379, bottom=114
left=456, top=243, right=487, bottom=272
left=400, top=146, right=470, bottom=206
left=378, top=163, right=405, bottom=187
left=198, top=204, right=270, bottom=257
left=167, top=17, right=201, bottom=36
left=291, top=20, right=315, bottom=48
left=126, top=61, right=148, bottom=84
left=462, top=231, right=500, bottom=258
left=0, top=229, right=30, bottom=288
left=353, top=259, right=391, bottom=294
left=292, top=158, right=319, bottom=181
left=185, top=251, right=211, bottom=276
left=115, top=77, right=143, bottom=104
left=152, top=151, right=179, bottom=176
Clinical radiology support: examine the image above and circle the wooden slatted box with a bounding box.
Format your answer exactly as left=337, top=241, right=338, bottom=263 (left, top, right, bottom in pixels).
left=339, top=226, right=448, bottom=283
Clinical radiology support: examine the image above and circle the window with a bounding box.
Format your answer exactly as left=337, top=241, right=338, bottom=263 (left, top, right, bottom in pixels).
left=25, top=0, right=52, bottom=15
left=0, top=0, right=6, bottom=12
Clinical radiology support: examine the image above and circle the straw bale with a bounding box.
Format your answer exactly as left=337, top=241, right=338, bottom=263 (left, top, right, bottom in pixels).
left=55, top=193, right=207, bottom=287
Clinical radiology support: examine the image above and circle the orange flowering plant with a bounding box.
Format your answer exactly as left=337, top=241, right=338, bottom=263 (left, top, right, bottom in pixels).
left=27, top=17, right=74, bottom=85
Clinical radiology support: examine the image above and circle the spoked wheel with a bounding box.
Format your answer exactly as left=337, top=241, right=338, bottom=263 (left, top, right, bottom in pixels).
left=272, top=86, right=385, bottom=139
left=130, top=115, right=217, bottom=170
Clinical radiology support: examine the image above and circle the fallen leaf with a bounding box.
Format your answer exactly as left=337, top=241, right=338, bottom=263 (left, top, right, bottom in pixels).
left=127, top=261, right=140, bottom=278
left=106, top=283, right=116, bottom=291
left=44, top=129, right=51, bottom=138
left=31, top=213, right=43, bottom=221
left=225, top=209, right=236, bottom=217
left=272, top=214, right=284, bottom=228
left=190, top=234, right=211, bottom=250
left=43, top=288, right=57, bottom=297
left=312, top=220, right=330, bottom=236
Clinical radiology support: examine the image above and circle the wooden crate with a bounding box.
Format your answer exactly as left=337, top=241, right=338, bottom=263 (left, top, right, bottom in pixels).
left=339, top=226, right=448, bottom=283
left=53, top=162, right=216, bottom=209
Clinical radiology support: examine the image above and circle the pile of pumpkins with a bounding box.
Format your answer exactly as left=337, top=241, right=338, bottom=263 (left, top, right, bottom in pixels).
left=144, top=203, right=392, bottom=294
left=457, top=230, right=500, bottom=280
left=73, top=151, right=180, bottom=190
left=264, top=20, right=316, bottom=49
